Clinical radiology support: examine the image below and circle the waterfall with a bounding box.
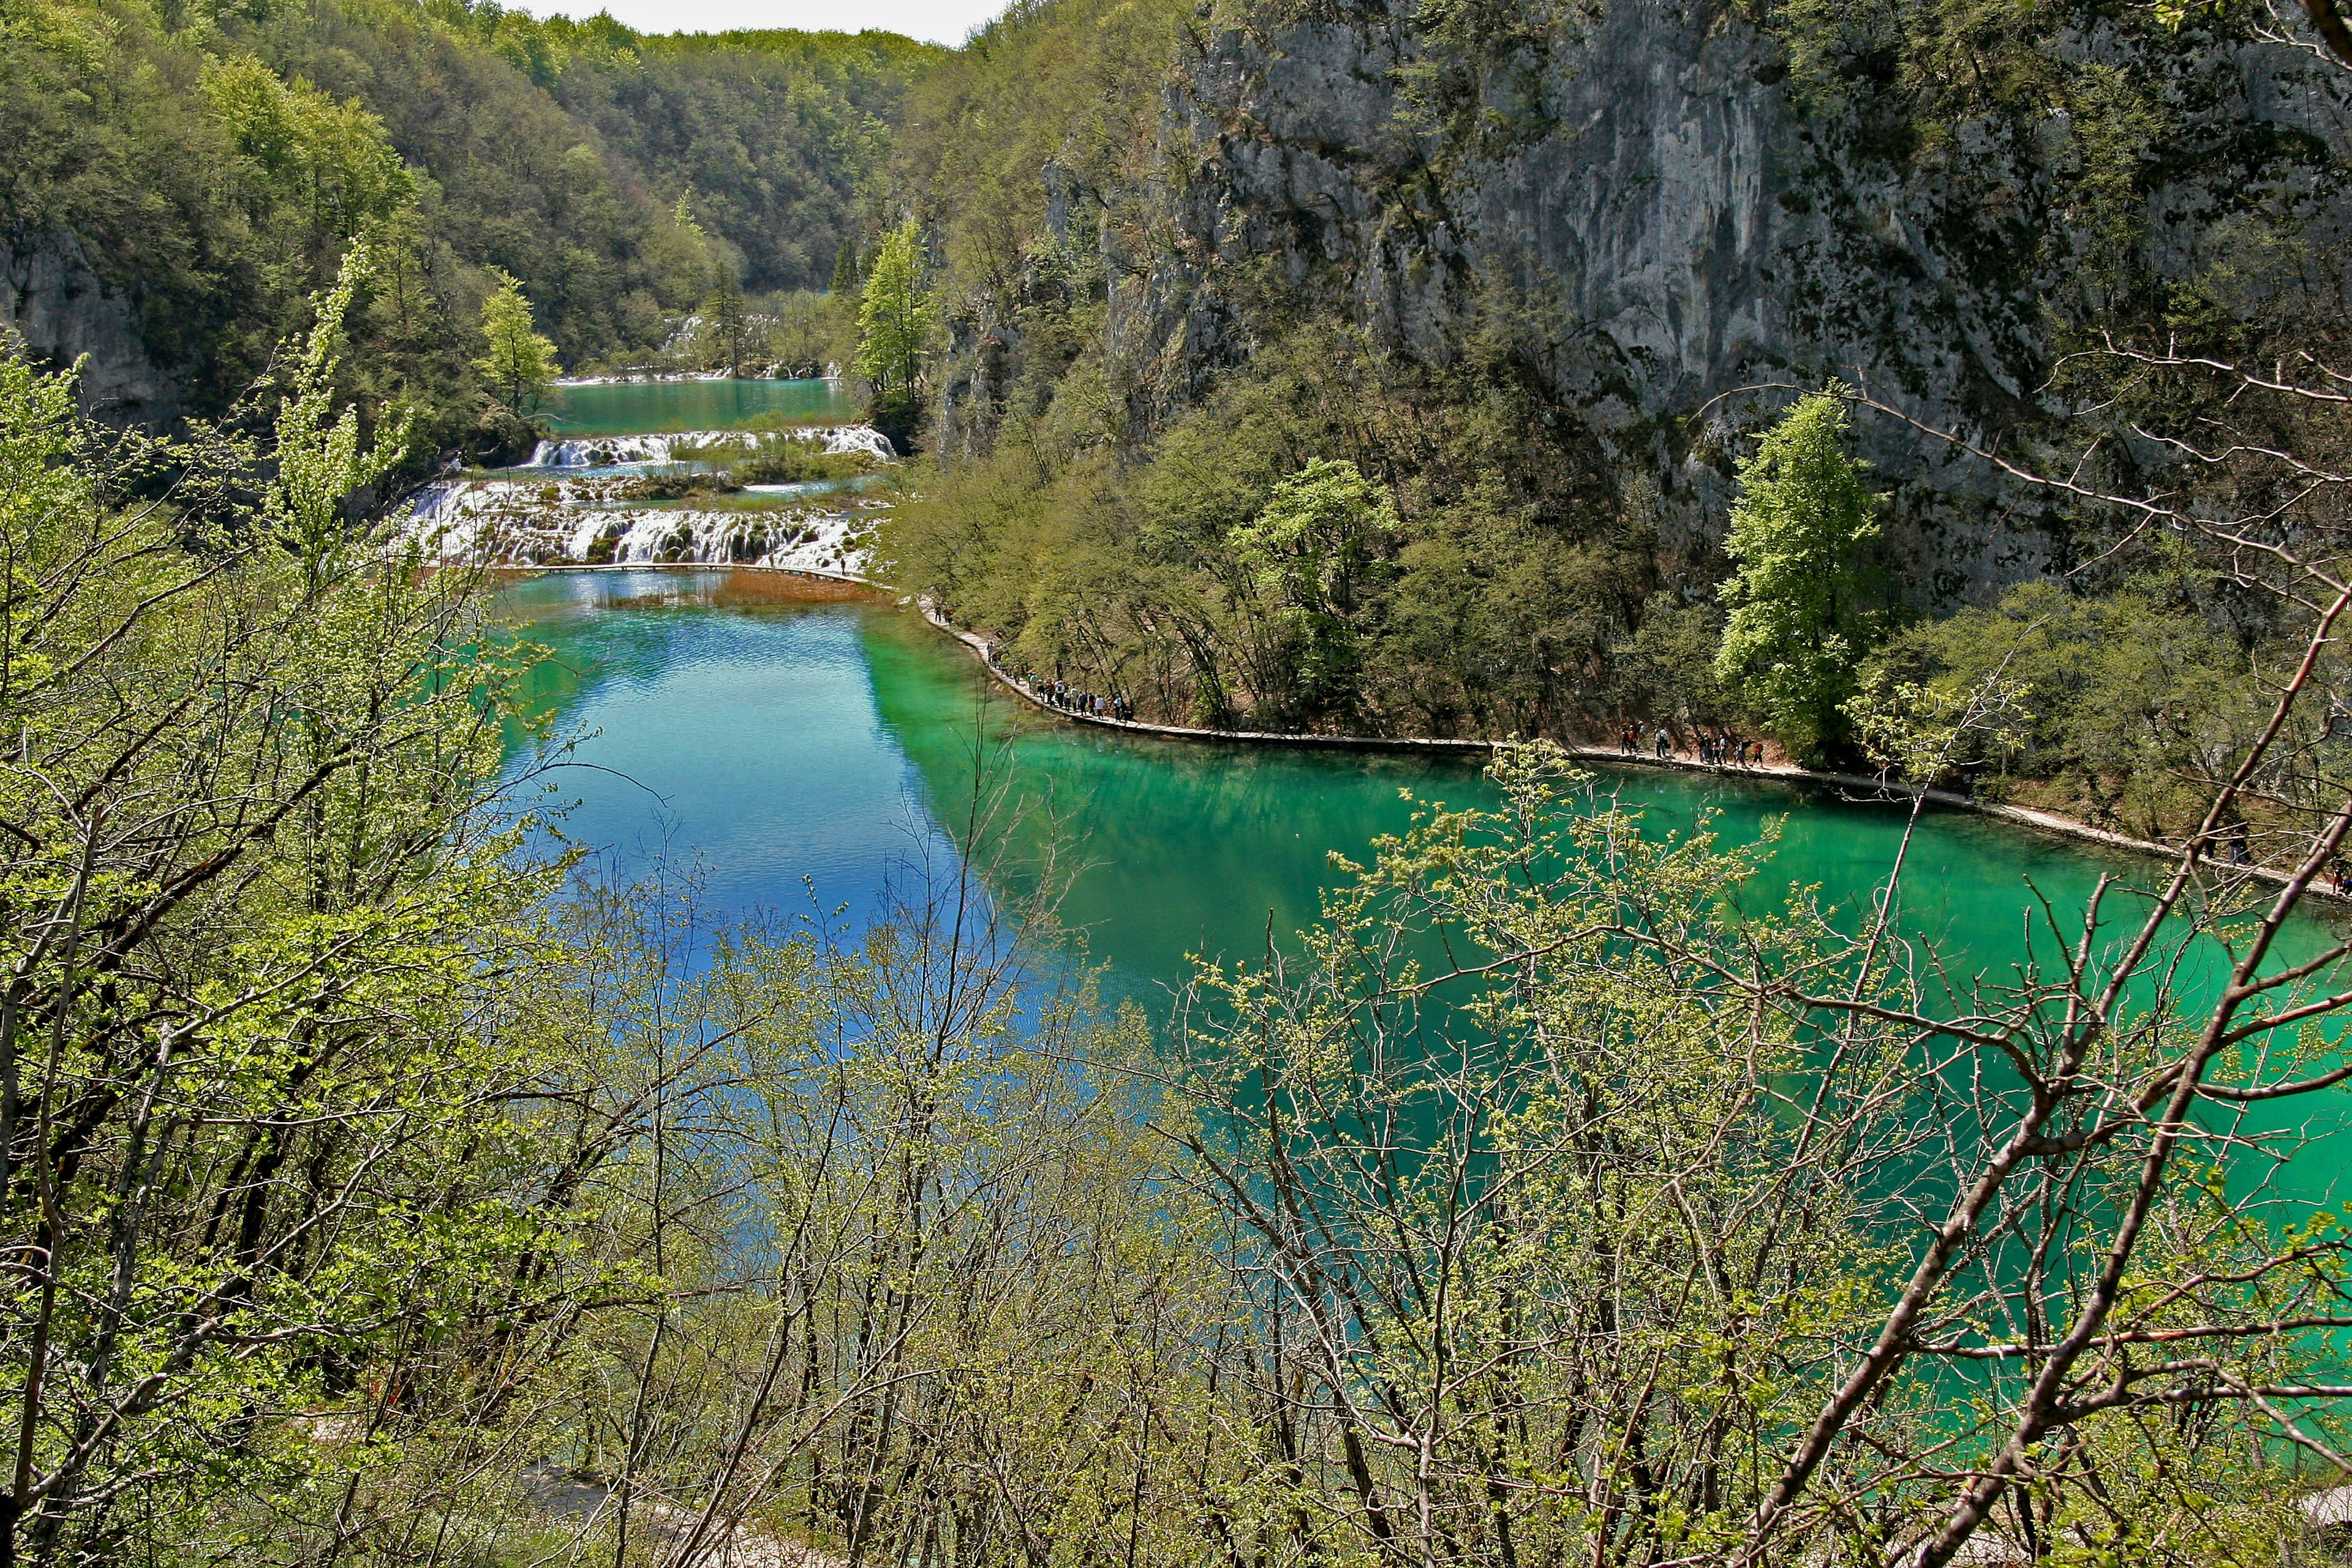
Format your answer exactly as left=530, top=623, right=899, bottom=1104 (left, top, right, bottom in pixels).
left=523, top=424, right=897, bottom=469
left=398, top=476, right=876, bottom=576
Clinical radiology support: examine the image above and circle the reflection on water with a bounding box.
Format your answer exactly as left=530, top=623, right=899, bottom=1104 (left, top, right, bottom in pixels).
left=500, top=570, right=945, bottom=932
left=497, top=567, right=2352, bottom=1212
left=544, top=377, right=859, bottom=435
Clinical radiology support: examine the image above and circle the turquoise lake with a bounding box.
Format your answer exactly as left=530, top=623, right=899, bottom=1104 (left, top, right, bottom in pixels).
left=496, top=567, right=2350, bottom=1189
left=544, top=377, right=859, bottom=435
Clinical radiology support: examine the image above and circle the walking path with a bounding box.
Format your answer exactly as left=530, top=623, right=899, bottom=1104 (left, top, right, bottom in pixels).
left=914, top=600, right=2351, bottom=907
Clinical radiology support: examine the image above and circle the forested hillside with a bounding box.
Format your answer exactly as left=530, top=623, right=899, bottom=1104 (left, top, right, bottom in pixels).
left=880, top=0, right=2352, bottom=834
left=2, top=0, right=935, bottom=447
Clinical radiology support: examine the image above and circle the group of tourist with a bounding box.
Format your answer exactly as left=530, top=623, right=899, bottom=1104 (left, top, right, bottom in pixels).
left=1035, top=680, right=1131, bottom=722
left=1617, top=723, right=1765, bottom=768
left=980, top=641, right=1134, bottom=723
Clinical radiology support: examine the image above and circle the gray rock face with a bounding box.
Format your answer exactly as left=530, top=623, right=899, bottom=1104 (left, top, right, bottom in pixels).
left=4, top=233, right=179, bottom=426
left=1027, top=0, right=2352, bottom=606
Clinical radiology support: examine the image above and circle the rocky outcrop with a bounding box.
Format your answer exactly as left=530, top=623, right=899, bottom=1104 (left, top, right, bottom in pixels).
left=4, top=234, right=178, bottom=426
left=952, top=0, right=2352, bottom=607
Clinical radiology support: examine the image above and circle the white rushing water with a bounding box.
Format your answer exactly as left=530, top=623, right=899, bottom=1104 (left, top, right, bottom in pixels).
left=401, top=477, right=878, bottom=573
left=524, top=424, right=895, bottom=469
left=398, top=424, right=895, bottom=576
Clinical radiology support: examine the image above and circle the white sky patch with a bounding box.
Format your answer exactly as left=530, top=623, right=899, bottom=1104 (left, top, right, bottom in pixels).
left=514, top=0, right=1000, bottom=47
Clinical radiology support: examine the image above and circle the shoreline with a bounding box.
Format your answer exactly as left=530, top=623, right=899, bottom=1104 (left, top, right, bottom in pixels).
left=553, top=371, right=842, bottom=388
left=486, top=562, right=2347, bottom=909
left=912, top=601, right=2351, bottom=907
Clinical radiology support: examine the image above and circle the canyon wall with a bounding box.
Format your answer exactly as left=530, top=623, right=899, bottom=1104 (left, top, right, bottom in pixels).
left=4, top=234, right=179, bottom=426
left=946, top=0, right=2352, bottom=606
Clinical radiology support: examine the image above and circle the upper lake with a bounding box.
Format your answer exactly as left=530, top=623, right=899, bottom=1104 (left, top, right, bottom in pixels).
left=544, top=377, right=861, bottom=435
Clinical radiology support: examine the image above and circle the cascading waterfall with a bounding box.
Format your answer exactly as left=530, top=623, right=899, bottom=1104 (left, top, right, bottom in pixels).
left=394, top=383, right=900, bottom=575
left=398, top=421, right=894, bottom=576
left=401, top=481, right=878, bottom=573
left=523, top=424, right=896, bottom=469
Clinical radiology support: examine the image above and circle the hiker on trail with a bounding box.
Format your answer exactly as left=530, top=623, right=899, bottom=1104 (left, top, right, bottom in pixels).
left=1654, top=728, right=1671, bottom=760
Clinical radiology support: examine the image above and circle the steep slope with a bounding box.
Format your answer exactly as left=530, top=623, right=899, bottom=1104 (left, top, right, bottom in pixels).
left=1159, top=1, right=2346, bottom=591
left=894, top=0, right=2352, bottom=743
left=2, top=0, right=938, bottom=441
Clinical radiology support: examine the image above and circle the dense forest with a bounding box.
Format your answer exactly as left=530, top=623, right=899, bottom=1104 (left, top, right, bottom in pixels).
left=15, top=0, right=2352, bottom=1564
left=880, top=0, right=2352, bottom=843
left=3, top=0, right=933, bottom=451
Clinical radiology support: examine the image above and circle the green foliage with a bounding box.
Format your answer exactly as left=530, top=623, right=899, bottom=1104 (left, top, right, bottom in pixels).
left=2, top=0, right=939, bottom=457
left=472, top=267, right=560, bottom=417
left=733, top=440, right=879, bottom=484
left=1174, top=739, right=2352, bottom=1566
left=200, top=54, right=417, bottom=241
left=267, top=242, right=415, bottom=581
left=899, top=0, right=1180, bottom=309
left=884, top=321, right=1645, bottom=736
left=1227, top=457, right=1393, bottom=721
left=0, top=303, right=562, bottom=1561
left=1843, top=669, right=2034, bottom=786
left=762, top=287, right=857, bottom=376
left=1864, top=577, right=2269, bottom=836
left=1609, top=592, right=1743, bottom=731
left=1713, top=385, right=1886, bottom=762
left=855, top=217, right=935, bottom=441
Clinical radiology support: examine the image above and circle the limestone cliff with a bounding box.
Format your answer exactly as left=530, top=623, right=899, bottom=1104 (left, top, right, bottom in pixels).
left=944, top=0, right=2352, bottom=606
left=4, top=234, right=179, bottom=427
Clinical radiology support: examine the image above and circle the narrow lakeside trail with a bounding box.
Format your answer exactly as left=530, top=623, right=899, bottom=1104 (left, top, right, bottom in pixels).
left=910, top=598, right=2352, bottom=907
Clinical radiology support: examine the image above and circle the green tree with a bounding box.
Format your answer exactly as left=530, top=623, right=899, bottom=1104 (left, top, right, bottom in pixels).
left=1227, top=457, right=1393, bottom=723
left=854, top=218, right=934, bottom=445
left=200, top=56, right=415, bottom=245
left=704, top=266, right=751, bottom=376
left=830, top=235, right=860, bottom=293
left=472, top=268, right=559, bottom=418
left=265, top=245, right=413, bottom=597
left=1611, top=592, right=1740, bottom=729
left=0, top=268, right=565, bottom=1566
left=1713, top=384, right=1885, bottom=761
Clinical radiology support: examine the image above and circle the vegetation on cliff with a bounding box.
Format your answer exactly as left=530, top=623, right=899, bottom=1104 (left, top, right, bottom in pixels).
left=867, top=0, right=2352, bottom=842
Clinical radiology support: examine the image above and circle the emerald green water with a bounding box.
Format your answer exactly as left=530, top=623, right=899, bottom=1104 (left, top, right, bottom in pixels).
left=544, top=377, right=858, bottom=435
left=499, top=569, right=2352, bottom=1212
